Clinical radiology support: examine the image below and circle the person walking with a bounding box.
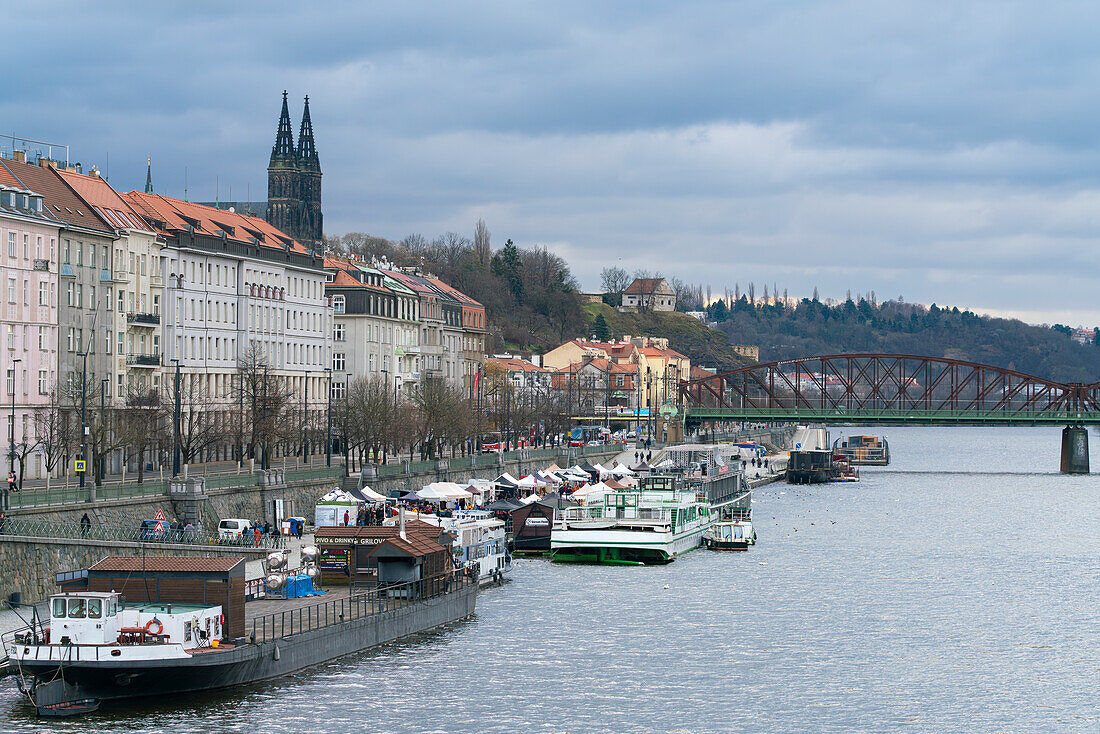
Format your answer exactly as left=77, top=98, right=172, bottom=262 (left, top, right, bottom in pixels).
left=80, top=512, right=91, bottom=538
left=343, top=510, right=350, bottom=527
left=0, top=511, right=6, bottom=535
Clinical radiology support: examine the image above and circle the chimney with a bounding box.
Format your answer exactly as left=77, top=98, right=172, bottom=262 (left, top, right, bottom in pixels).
left=38, top=158, right=57, bottom=169
left=399, top=505, right=407, bottom=541
left=12, top=150, right=26, bottom=164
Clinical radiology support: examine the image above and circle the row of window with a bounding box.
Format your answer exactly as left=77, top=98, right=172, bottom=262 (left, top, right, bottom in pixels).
left=4, top=231, right=51, bottom=261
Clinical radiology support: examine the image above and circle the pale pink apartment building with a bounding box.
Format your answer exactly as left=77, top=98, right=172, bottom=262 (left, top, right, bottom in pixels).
left=0, top=164, right=61, bottom=485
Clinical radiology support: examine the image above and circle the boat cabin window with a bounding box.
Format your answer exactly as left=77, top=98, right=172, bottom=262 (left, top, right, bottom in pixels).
left=107, top=599, right=117, bottom=617
left=732, top=526, right=744, bottom=539
left=52, top=598, right=66, bottom=618
left=68, top=598, right=87, bottom=619
left=87, top=599, right=102, bottom=619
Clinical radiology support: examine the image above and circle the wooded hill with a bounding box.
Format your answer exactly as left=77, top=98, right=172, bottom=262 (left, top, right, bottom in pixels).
left=707, top=296, right=1100, bottom=383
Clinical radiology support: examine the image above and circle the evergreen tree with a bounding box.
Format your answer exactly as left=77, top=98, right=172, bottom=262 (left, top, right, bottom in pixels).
left=593, top=312, right=612, bottom=341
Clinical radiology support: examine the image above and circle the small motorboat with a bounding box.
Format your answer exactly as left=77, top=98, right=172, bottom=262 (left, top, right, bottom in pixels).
left=702, top=520, right=756, bottom=550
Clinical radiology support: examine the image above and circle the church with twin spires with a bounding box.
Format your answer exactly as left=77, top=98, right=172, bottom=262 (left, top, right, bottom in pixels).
left=267, top=91, right=323, bottom=249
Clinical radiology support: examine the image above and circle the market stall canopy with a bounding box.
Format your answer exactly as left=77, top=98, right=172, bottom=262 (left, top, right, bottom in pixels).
left=571, top=482, right=611, bottom=498
left=400, top=491, right=421, bottom=500
left=519, top=493, right=541, bottom=505
left=416, top=485, right=453, bottom=501
left=578, top=460, right=599, bottom=473
left=317, top=488, right=361, bottom=505
left=495, top=473, right=520, bottom=488
left=514, top=475, right=539, bottom=488
left=352, top=486, right=388, bottom=503
left=630, top=461, right=653, bottom=472
left=610, top=463, right=634, bottom=476
left=486, top=498, right=525, bottom=512
left=536, top=492, right=578, bottom=507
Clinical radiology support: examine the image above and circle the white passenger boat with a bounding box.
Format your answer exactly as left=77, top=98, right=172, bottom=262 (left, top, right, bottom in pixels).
left=413, top=511, right=512, bottom=585
left=550, top=476, right=713, bottom=565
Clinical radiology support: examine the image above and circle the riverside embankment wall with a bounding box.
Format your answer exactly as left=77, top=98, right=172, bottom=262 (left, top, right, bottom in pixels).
left=1, top=448, right=621, bottom=605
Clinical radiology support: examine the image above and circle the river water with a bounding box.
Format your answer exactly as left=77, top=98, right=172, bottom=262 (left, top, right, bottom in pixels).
left=2, top=426, right=1097, bottom=733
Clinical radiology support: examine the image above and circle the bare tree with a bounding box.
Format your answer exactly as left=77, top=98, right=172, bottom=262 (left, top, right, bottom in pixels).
left=474, top=218, right=491, bottom=267
left=166, top=373, right=226, bottom=468
left=118, top=381, right=166, bottom=483
left=33, top=392, right=70, bottom=490
left=232, top=344, right=292, bottom=468
left=600, top=266, right=630, bottom=294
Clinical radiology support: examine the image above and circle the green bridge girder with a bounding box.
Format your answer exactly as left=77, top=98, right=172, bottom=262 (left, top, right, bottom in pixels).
left=684, top=408, right=1100, bottom=426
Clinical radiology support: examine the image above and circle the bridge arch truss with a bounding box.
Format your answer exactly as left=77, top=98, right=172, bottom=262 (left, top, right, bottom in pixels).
left=679, top=354, right=1100, bottom=424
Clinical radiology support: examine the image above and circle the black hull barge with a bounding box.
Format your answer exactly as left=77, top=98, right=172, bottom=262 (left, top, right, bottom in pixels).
left=5, top=555, right=476, bottom=717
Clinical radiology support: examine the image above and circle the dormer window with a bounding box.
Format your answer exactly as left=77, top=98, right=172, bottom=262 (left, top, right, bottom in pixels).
left=333, top=295, right=345, bottom=314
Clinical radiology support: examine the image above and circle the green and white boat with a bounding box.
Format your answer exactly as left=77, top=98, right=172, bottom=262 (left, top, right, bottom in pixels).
left=550, top=476, right=713, bottom=565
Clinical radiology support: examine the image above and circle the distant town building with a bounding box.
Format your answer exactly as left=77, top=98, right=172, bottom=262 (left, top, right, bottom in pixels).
left=1071, top=327, right=1095, bottom=345
left=620, top=277, right=676, bottom=312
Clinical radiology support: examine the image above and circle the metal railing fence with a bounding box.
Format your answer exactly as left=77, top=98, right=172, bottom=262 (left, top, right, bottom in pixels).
left=249, top=569, right=472, bottom=642
left=0, top=517, right=284, bottom=549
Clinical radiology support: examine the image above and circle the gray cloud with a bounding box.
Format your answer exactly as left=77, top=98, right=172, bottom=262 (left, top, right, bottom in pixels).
left=4, top=1, right=1100, bottom=324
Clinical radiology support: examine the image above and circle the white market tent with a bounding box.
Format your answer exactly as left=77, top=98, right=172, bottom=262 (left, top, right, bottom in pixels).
left=315, top=488, right=363, bottom=527
left=514, top=475, right=539, bottom=489
left=570, top=482, right=610, bottom=504
left=610, top=463, right=634, bottom=476
left=359, top=486, right=389, bottom=502
left=519, top=493, right=541, bottom=505
left=419, top=482, right=473, bottom=501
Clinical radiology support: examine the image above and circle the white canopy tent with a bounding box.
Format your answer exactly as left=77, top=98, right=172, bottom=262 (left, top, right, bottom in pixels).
left=314, top=488, right=363, bottom=527
left=359, top=486, right=389, bottom=502
left=519, top=493, right=541, bottom=505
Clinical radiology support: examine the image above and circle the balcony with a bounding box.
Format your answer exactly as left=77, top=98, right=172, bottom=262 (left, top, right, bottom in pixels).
left=126, top=353, right=161, bottom=367
left=127, top=312, right=160, bottom=326
left=112, top=269, right=130, bottom=283
left=32, top=259, right=49, bottom=272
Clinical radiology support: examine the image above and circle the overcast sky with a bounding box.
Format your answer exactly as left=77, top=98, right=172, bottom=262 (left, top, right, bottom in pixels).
left=5, top=2, right=1100, bottom=325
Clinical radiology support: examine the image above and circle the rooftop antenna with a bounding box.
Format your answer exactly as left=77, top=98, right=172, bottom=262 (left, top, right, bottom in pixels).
left=216, top=175, right=219, bottom=207
left=184, top=167, right=188, bottom=201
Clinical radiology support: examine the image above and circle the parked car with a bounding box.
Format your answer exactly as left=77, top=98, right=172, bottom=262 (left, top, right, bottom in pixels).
left=138, top=520, right=168, bottom=541
left=218, top=518, right=253, bottom=541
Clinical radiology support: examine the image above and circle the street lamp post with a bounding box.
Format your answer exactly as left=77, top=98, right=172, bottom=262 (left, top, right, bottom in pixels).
left=381, top=369, right=388, bottom=464
left=171, top=358, right=181, bottom=477
left=301, top=370, right=308, bottom=464
left=324, top=367, right=332, bottom=467
left=79, top=351, right=88, bottom=488
left=100, top=378, right=108, bottom=482
left=8, top=357, right=21, bottom=503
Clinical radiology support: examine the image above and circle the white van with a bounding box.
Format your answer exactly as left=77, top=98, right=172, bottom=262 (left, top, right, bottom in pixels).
left=218, top=518, right=253, bottom=540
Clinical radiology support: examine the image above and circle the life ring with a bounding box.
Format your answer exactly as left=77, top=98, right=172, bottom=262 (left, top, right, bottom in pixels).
left=144, top=618, right=163, bottom=636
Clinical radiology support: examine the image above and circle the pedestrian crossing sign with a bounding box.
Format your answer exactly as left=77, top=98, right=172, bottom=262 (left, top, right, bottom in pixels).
left=74, top=460, right=86, bottom=472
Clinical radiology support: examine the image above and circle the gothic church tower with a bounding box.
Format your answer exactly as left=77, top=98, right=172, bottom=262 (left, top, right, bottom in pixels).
left=267, top=91, right=301, bottom=240
left=296, top=96, right=323, bottom=247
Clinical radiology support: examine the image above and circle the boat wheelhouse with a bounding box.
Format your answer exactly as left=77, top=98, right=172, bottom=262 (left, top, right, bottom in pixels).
left=833, top=435, right=890, bottom=466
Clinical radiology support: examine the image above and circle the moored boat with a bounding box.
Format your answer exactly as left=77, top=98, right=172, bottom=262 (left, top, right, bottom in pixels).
left=702, top=519, right=756, bottom=550
left=550, top=475, right=713, bottom=565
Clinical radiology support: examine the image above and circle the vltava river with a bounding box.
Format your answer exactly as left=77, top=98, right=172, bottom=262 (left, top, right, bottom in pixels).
left=2, top=426, right=1097, bottom=732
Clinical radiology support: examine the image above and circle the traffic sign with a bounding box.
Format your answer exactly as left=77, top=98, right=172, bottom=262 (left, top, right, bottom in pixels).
left=74, top=460, right=86, bottom=472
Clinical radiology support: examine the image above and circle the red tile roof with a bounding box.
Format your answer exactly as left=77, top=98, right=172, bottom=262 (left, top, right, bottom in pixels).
left=487, top=357, right=549, bottom=373
left=124, top=191, right=310, bottom=255
left=423, top=276, right=483, bottom=308
left=0, top=159, right=114, bottom=234
left=57, top=169, right=152, bottom=233
left=624, top=277, right=668, bottom=295
left=88, top=557, right=243, bottom=573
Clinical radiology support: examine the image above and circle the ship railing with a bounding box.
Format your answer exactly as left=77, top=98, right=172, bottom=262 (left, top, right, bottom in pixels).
left=248, top=568, right=472, bottom=643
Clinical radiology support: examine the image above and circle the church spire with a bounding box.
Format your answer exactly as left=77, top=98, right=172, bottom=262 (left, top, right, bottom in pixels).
left=270, top=90, right=296, bottom=166
left=144, top=156, right=153, bottom=193
left=297, top=95, right=319, bottom=169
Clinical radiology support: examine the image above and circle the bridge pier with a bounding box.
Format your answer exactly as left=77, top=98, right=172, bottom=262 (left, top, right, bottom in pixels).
left=1060, top=426, right=1089, bottom=474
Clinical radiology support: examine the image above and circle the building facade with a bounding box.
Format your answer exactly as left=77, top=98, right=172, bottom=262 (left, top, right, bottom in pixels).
left=621, top=277, right=676, bottom=312
left=125, top=191, right=331, bottom=463
left=0, top=164, right=61, bottom=483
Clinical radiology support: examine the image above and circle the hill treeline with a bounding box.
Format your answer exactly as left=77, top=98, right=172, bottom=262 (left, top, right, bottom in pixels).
left=707, top=296, right=1100, bottom=383
left=328, top=227, right=585, bottom=350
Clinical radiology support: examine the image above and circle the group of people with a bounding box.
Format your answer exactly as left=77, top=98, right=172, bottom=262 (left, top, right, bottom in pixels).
left=633, top=450, right=653, bottom=464
left=345, top=504, right=388, bottom=527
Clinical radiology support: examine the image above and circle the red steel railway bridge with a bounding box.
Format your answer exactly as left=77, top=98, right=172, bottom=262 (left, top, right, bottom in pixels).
left=678, top=354, right=1097, bottom=472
